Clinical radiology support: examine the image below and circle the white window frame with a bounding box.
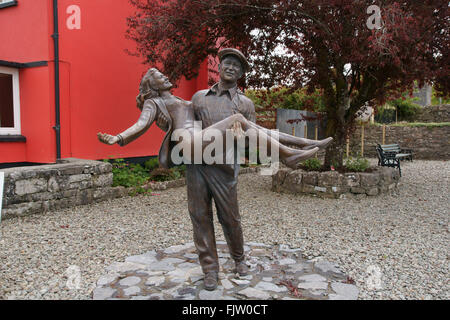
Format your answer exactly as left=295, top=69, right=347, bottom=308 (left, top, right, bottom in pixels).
left=0, top=0, right=15, bottom=4
left=0, top=66, right=21, bottom=135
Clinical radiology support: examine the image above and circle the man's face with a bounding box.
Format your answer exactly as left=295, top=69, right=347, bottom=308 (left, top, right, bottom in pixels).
left=219, top=56, right=243, bottom=83
left=150, top=71, right=173, bottom=91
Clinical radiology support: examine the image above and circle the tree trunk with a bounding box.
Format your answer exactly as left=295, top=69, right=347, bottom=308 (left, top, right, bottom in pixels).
left=322, top=67, right=353, bottom=169
left=324, top=99, right=349, bottom=168
left=324, top=123, right=347, bottom=168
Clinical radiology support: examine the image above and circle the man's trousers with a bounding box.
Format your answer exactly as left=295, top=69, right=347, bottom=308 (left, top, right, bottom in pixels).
left=186, top=164, right=245, bottom=274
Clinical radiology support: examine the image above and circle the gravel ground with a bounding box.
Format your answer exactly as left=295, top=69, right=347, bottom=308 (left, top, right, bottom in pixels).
left=0, top=159, right=448, bottom=300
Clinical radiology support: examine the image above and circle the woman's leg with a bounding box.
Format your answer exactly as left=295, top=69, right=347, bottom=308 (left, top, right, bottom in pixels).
left=248, top=122, right=333, bottom=150
left=200, top=113, right=319, bottom=168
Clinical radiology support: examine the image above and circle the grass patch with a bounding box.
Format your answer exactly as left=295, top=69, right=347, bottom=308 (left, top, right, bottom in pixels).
left=372, top=122, right=450, bottom=128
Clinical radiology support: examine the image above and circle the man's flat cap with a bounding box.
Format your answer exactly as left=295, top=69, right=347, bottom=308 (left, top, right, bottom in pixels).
left=218, top=48, right=250, bottom=73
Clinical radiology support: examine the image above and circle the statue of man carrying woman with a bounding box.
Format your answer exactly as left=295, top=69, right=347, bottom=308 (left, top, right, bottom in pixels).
left=98, top=48, right=332, bottom=291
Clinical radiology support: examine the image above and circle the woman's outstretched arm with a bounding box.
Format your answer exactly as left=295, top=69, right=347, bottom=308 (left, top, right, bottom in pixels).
left=97, top=99, right=158, bottom=146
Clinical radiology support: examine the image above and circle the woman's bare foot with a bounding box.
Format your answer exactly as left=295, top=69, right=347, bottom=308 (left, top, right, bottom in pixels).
left=283, top=147, right=319, bottom=169
left=303, top=137, right=333, bottom=150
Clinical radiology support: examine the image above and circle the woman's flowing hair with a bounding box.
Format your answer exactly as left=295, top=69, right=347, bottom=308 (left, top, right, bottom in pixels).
left=136, top=68, right=160, bottom=111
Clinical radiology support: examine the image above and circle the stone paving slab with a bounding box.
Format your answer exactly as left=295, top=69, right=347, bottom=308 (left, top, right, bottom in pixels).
left=92, top=243, right=359, bottom=300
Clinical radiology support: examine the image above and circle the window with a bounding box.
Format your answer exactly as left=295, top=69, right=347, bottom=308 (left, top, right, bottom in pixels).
left=0, top=66, right=21, bottom=135
left=0, top=0, right=18, bottom=9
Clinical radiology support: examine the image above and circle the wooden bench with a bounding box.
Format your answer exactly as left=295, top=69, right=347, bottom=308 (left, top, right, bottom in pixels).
left=376, top=144, right=413, bottom=176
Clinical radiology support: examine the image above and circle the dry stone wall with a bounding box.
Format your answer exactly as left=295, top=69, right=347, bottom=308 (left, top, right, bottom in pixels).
left=272, top=167, right=400, bottom=199
left=1, top=158, right=127, bottom=219
left=415, top=104, right=450, bottom=123
left=1, top=161, right=262, bottom=219
left=349, top=124, right=450, bottom=160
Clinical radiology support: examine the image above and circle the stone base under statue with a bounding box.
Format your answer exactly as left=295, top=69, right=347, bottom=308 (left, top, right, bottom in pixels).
left=92, top=242, right=359, bottom=300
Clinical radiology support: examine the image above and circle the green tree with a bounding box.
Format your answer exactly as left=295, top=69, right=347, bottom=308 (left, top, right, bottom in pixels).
left=127, top=0, right=449, bottom=167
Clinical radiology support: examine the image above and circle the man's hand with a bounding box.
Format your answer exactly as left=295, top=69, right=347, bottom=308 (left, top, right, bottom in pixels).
left=231, top=121, right=245, bottom=140
left=156, top=112, right=169, bottom=132
left=97, top=132, right=119, bottom=145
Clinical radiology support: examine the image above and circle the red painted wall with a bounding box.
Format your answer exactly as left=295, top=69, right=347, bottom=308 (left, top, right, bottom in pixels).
left=58, top=0, right=209, bottom=161
left=0, top=0, right=52, bottom=62
left=21, top=65, right=55, bottom=163
left=0, top=0, right=209, bottom=164
left=0, top=0, right=54, bottom=164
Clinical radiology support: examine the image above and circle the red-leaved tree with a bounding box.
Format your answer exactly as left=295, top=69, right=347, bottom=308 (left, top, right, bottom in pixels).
left=126, top=0, right=449, bottom=167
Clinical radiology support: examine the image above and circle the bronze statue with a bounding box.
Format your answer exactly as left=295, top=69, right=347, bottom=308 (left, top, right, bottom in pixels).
left=98, top=48, right=332, bottom=291
left=97, top=69, right=331, bottom=169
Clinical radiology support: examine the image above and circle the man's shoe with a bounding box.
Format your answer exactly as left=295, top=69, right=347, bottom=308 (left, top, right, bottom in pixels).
left=235, top=261, right=249, bottom=276
left=204, top=272, right=219, bottom=291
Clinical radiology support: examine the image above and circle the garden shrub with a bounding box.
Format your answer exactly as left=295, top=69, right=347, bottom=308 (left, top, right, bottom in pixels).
left=301, top=158, right=322, bottom=171
left=375, top=94, right=422, bottom=123
left=389, top=98, right=422, bottom=122
left=431, top=87, right=450, bottom=105
left=107, top=159, right=151, bottom=194
left=170, top=165, right=186, bottom=180
left=148, top=168, right=177, bottom=182
left=144, top=157, right=160, bottom=171
left=344, top=156, right=370, bottom=172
